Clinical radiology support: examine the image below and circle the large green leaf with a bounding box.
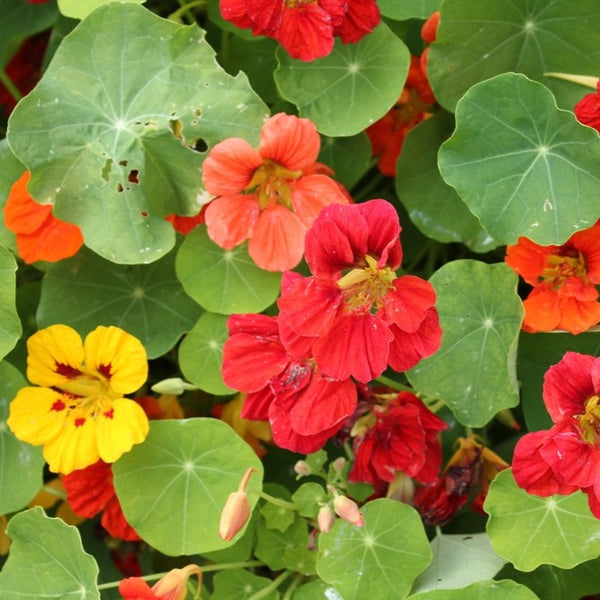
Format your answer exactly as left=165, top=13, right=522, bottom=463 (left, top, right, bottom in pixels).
left=317, top=499, right=431, bottom=600
left=0, top=246, right=22, bottom=361
left=57, top=0, right=145, bottom=20
left=113, top=418, right=263, bottom=556
left=176, top=226, right=281, bottom=314
left=411, top=533, right=507, bottom=593
left=395, top=111, right=497, bottom=253
left=0, top=506, right=100, bottom=600
left=485, top=469, right=600, bottom=571
left=0, top=361, right=44, bottom=514
left=408, top=580, right=540, bottom=600
left=428, top=0, right=600, bottom=111
left=36, top=245, right=202, bottom=359
left=178, top=311, right=234, bottom=395
left=518, top=331, right=600, bottom=432
left=7, top=2, right=268, bottom=264
left=407, top=261, right=523, bottom=427
left=274, top=23, right=409, bottom=136
left=438, top=73, right=600, bottom=246
left=379, top=0, right=440, bottom=20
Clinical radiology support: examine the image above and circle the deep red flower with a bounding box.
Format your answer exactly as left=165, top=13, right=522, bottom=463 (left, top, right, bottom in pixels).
left=574, top=78, right=600, bottom=133
left=505, top=223, right=600, bottom=334
left=222, top=313, right=357, bottom=453
left=333, top=0, right=380, bottom=44
left=62, top=460, right=140, bottom=542
left=366, top=56, right=435, bottom=176
left=512, top=352, right=600, bottom=517
left=349, top=391, right=448, bottom=491
left=414, top=436, right=508, bottom=526
left=277, top=199, right=442, bottom=383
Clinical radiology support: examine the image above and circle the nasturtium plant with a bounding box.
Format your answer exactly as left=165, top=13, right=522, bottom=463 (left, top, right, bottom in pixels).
left=2, top=0, right=600, bottom=598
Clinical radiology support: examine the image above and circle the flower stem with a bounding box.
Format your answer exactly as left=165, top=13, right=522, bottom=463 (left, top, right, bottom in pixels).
left=282, top=573, right=305, bottom=600
left=168, top=0, right=207, bottom=23
left=95, top=561, right=265, bottom=590
left=0, top=69, right=22, bottom=104
left=246, top=570, right=294, bottom=600
left=374, top=375, right=414, bottom=393
left=252, top=490, right=297, bottom=511
left=41, top=485, right=67, bottom=500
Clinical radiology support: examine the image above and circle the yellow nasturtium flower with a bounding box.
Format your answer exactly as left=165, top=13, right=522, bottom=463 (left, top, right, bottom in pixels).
left=7, top=324, right=149, bottom=474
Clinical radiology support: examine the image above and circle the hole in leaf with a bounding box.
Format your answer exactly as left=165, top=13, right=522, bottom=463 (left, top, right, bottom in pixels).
left=193, top=108, right=201, bottom=116
left=169, top=118, right=184, bottom=140
left=101, top=158, right=113, bottom=182
left=119, top=160, right=128, bottom=166
left=193, top=138, right=208, bottom=152
left=117, top=183, right=124, bottom=193
left=128, top=170, right=139, bottom=184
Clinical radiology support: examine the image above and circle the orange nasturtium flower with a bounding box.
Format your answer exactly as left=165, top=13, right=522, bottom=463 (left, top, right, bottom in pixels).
left=505, top=222, right=600, bottom=334
left=201, top=112, right=349, bottom=272
left=4, top=171, right=84, bottom=263
left=119, top=564, right=202, bottom=600
left=7, top=324, right=149, bottom=474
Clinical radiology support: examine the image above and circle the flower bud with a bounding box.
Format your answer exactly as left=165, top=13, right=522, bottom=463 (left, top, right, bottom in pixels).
left=331, top=457, right=346, bottom=472
left=119, top=564, right=202, bottom=600
left=328, top=486, right=363, bottom=527
left=317, top=504, right=336, bottom=533
left=150, top=377, right=196, bottom=395
left=218, top=467, right=256, bottom=541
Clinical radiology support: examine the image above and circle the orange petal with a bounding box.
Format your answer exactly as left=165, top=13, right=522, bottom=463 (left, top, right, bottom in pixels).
left=522, top=288, right=561, bottom=332
left=14, top=216, right=83, bottom=264
left=205, top=194, right=260, bottom=249
left=248, top=205, right=305, bottom=271
left=259, top=113, right=321, bottom=171
left=291, top=174, right=348, bottom=228
left=3, top=171, right=51, bottom=234
left=505, top=237, right=558, bottom=285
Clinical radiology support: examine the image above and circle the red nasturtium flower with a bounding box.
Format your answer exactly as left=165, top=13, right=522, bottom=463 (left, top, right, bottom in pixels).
left=222, top=313, right=357, bottom=453
left=366, top=56, right=436, bottom=176
left=349, top=390, right=448, bottom=493
left=4, top=171, right=84, bottom=263
left=219, top=0, right=379, bottom=62
left=277, top=199, right=442, bottom=383
left=574, top=77, right=600, bottom=133
left=512, top=352, right=600, bottom=518
left=202, top=112, right=348, bottom=271
left=505, top=223, right=600, bottom=334
left=119, top=564, right=202, bottom=600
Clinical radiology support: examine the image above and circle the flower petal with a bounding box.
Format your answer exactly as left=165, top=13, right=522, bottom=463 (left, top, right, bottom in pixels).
left=290, top=174, right=349, bottom=229
left=43, top=416, right=99, bottom=474
left=384, top=275, right=436, bottom=332
left=356, top=198, right=402, bottom=268
left=3, top=171, right=50, bottom=234
left=205, top=194, right=260, bottom=250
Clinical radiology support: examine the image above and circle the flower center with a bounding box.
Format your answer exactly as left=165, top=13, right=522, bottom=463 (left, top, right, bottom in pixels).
left=578, top=394, right=600, bottom=445
left=245, top=159, right=302, bottom=211
left=337, top=254, right=396, bottom=313
left=540, top=249, right=588, bottom=290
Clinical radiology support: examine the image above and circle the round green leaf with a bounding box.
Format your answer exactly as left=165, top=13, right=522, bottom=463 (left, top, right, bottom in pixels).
left=408, top=579, right=540, bottom=600
left=0, top=246, right=22, bottom=362
left=428, top=0, right=600, bottom=111
left=411, top=533, right=507, bottom=594
left=0, top=361, right=44, bottom=514
left=255, top=516, right=309, bottom=571
left=57, top=0, right=145, bottom=20
left=485, top=469, right=600, bottom=571
left=0, top=506, right=100, bottom=600
left=438, top=73, right=600, bottom=246
left=176, top=226, right=281, bottom=314
left=178, top=311, right=233, bottom=395
left=212, top=569, right=278, bottom=600
left=407, top=260, right=523, bottom=427
left=274, top=23, right=409, bottom=136
left=379, top=0, right=440, bottom=20
left=317, top=498, right=431, bottom=600
left=36, top=245, right=202, bottom=359
left=396, top=111, right=498, bottom=253
left=292, top=482, right=327, bottom=519
left=7, top=2, right=268, bottom=264
left=113, top=418, right=263, bottom=556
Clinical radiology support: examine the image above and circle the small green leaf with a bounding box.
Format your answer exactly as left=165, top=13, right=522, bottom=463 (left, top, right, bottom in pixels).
left=396, top=111, right=498, bottom=253
left=255, top=516, right=309, bottom=571
left=407, top=261, right=523, bottom=427
left=176, top=226, right=281, bottom=314
left=407, top=579, right=540, bottom=600
left=0, top=361, right=44, bottom=514
left=212, top=569, right=278, bottom=600
left=57, top=0, right=145, bottom=20
left=317, top=499, right=431, bottom=600
left=438, top=73, right=600, bottom=246
left=260, top=500, right=296, bottom=532
left=485, top=469, right=600, bottom=571
left=0, top=246, right=22, bottom=362
left=178, top=311, right=233, bottom=395
left=113, top=419, right=263, bottom=556
left=7, top=2, right=267, bottom=264
left=284, top=545, right=317, bottom=575
left=411, top=532, right=507, bottom=593
left=274, top=23, right=409, bottom=136
left=428, top=0, right=600, bottom=111
left=292, top=482, right=327, bottom=519
left=379, top=0, right=440, bottom=20
left=0, top=506, right=100, bottom=600
left=37, top=246, right=202, bottom=359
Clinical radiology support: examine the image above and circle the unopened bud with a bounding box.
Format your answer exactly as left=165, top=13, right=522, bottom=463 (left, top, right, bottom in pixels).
left=152, top=564, right=203, bottom=600
left=317, top=505, right=336, bottom=533
left=151, top=377, right=197, bottom=395
left=331, top=457, right=346, bottom=472
left=294, top=460, right=312, bottom=477
left=219, top=467, right=256, bottom=541
left=328, top=486, right=363, bottom=527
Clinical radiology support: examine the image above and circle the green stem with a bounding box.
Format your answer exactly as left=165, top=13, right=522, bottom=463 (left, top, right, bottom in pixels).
left=168, top=0, right=207, bottom=22
left=374, top=375, right=414, bottom=393
left=0, top=69, right=22, bottom=104
left=252, top=490, right=297, bottom=511
left=41, top=485, right=67, bottom=501
left=282, top=573, right=305, bottom=600
left=246, top=571, right=294, bottom=600
left=95, top=561, right=265, bottom=590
